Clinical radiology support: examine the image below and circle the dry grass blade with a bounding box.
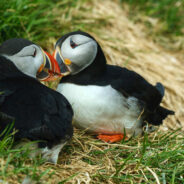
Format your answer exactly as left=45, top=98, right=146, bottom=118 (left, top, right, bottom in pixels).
left=146, top=166, right=161, bottom=184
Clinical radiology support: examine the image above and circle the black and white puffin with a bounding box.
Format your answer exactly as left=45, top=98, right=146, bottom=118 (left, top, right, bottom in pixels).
left=0, top=38, right=73, bottom=163
left=53, top=31, right=174, bottom=143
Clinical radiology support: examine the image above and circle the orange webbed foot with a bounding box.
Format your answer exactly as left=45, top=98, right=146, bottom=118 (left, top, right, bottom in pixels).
left=97, top=134, right=126, bottom=143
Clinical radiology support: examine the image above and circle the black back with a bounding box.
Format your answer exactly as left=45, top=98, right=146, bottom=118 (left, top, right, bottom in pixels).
left=0, top=56, right=73, bottom=148
left=61, top=62, right=163, bottom=112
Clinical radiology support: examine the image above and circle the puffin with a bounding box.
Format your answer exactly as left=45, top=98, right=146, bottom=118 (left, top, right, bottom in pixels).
left=0, top=38, right=73, bottom=163
left=53, top=31, right=174, bottom=143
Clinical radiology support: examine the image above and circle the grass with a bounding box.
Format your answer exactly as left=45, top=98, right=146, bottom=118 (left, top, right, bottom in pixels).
left=121, top=0, right=184, bottom=51
left=0, top=0, right=55, bottom=43
left=89, top=130, right=184, bottom=183
left=0, top=0, right=108, bottom=48
left=0, top=124, right=48, bottom=183
left=122, top=0, right=184, bottom=36
left=0, top=128, right=184, bottom=183
left=0, top=0, right=184, bottom=183
left=0, top=0, right=92, bottom=46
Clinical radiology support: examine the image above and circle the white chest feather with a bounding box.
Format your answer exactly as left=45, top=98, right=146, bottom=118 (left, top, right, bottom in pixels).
left=57, top=83, right=143, bottom=136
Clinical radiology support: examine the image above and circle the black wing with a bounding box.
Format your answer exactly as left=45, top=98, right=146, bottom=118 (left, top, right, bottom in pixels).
left=105, top=65, right=174, bottom=125
left=61, top=64, right=163, bottom=112
left=105, top=65, right=163, bottom=112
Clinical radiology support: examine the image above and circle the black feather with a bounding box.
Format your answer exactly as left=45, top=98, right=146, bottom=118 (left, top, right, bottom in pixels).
left=0, top=56, right=73, bottom=148
left=62, top=65, right=163, bottom=112
left=145, top=106, right=175, bottom=125
left=0, top=38, right=34, bottom=56
left=155, top=82, right=165, bottom=97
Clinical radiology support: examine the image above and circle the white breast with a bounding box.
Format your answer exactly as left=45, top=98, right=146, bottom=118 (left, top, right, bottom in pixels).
left=57, top=83, right=143, bottom=136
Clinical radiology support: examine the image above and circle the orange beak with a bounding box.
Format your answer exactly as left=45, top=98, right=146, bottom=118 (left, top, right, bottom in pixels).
left=36, top=51, right=63, bottom=81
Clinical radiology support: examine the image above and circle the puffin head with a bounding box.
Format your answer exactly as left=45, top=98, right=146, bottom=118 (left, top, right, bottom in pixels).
left=0, top=38, right=68, bottom=81
left=53, top=31, right=107, bottom=76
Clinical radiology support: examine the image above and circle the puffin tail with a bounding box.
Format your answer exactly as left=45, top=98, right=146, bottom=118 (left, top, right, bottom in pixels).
left=146, top=106, right=175, bottom=125
left=155, top=82, right=165, bottom=98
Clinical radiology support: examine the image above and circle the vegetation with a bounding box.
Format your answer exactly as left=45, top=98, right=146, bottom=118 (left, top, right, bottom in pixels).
left=122, top=0, right=184, bottom=36
left=0, top=0, right=89, bottom=46
left=0, top=124, right=47, bottom=183
left=0, top=128, right=184, bottom=183
left=0, top=0, right=184, bottom=183
left=0, top=0, right=54, bottom=43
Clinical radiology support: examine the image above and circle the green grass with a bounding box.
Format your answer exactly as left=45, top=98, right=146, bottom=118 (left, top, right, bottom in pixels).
left=0, top=0, right=111, bottom=49
left=0, top=124, right=50, bottom=183
left=83, top=130, right=184, bottom=183
left=0, top=0, right=90, bottom=46
left=0, top=0, right=55, bottom=43
left=122, top=0, right=184, bottom=36
left=1, top=127, right=184, bottom=183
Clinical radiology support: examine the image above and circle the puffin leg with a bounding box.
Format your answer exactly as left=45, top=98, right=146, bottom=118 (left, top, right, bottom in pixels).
left=97, top=134, right=126, bottom=143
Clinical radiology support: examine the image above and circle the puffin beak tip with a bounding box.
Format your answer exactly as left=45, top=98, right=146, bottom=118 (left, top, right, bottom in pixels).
left=37, top=50, right=62, bottom=81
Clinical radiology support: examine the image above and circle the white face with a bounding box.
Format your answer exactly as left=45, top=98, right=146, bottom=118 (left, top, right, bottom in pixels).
left=60, top=34, right=98, bottom=75
left=3, top=44, right=44, bottom=78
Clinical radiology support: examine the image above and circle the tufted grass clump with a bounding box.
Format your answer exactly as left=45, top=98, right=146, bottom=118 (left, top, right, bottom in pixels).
left=122, top=0, right=184, bottom=36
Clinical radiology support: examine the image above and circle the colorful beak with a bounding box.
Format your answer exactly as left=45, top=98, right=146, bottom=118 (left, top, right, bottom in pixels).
left=37, top=50, right=64, bottom=81
left=53, top=46, right=71, bottom=75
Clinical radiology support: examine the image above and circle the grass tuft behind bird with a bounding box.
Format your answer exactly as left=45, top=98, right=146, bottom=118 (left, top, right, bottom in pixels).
left=122, top=0, right=184, bottom=36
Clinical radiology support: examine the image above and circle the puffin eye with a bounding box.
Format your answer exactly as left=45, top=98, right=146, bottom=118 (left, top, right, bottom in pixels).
left=70, top=39, right=78, bottom=48
left=32, top=48, right=36, bottom=57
